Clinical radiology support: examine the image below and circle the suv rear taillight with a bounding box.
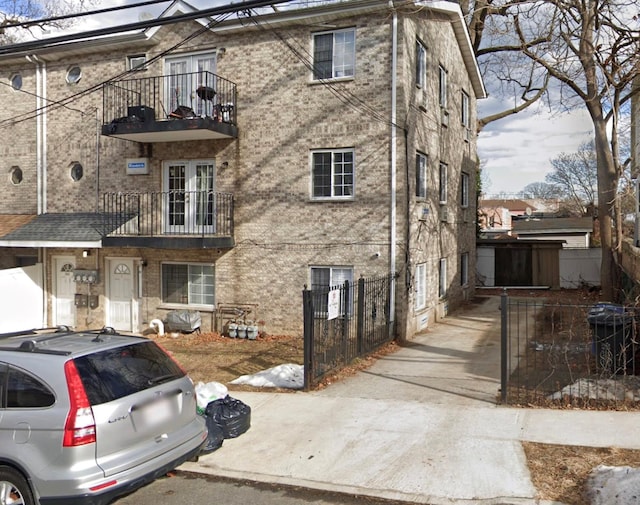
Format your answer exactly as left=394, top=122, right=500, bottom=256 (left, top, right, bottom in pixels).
left=63, top=360, right=96, bottom=447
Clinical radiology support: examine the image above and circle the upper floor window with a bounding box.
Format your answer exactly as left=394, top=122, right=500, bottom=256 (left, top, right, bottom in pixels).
left=128, top=54, right=147, bottom=71
left=162, top=263, right=214, bottom=306
left=461, top=172, right=469, bottom=208
left=415, top=263, right=427, bottom=310
left=439, top=162, right=448, bottom=204
left=416, top=152, right=427, bottom=199
left=438, top=65, right=448, bottom=108
left=311, top=149, right=354, bottom=199
left=313, top=28, right=355, bottom=80
left=66, top=65, right=82, bottom=84
left=461, top=91, right=470, bottom=128
left=416, top=40, right=427, bottom=89
left=9, top=73, right=22, bottom=91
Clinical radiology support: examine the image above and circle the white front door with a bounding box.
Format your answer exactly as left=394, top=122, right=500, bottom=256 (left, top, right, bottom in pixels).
left=107, top=259, right=136, bottom=332
left=54, top=257, right=76, bottom=328
left=163, top=161, right=216, bottom=234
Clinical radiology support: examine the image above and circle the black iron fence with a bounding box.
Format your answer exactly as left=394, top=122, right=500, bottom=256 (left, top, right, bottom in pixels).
left=501, top=292, right=640, bottom=408
left=102, top=191, right=234, bottom=237
left=302, top=274, right=396, bottom=390
left=102, top=70, right=237, bottom=125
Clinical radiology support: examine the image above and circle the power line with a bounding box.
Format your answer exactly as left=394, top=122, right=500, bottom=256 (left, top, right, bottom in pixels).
left=0, top=0, right=294, bottom=56
left=0, top=0, right=172, bottom=31
left=0, top=8, right=243, bottom=128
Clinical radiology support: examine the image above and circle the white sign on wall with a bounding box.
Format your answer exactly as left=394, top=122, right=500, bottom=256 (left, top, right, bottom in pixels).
left=327, top=289, right=340, bottom=320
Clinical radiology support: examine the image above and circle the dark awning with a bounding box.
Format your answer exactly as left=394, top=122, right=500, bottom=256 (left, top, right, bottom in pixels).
left=0, top=213, right=125, bottom=248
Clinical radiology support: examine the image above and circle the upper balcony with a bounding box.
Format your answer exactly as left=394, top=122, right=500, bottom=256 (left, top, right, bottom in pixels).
left=101, top=71, right=238, bottom=143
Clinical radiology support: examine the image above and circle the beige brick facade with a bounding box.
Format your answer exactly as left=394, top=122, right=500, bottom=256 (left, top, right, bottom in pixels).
left=0, top=0, right=484, bottom=339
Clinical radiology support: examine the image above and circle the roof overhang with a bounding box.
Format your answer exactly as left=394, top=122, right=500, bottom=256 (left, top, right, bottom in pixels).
left=0, top=213, right=122, bottom=248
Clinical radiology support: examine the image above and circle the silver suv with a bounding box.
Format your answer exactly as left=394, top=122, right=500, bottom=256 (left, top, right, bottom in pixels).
left=0, top=327, right=207, bottom=505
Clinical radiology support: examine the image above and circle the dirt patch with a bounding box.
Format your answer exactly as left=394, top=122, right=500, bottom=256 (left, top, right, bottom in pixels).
left=524, top=442, right=640, bottom=505
left=153, top=332, right=304, bottom=390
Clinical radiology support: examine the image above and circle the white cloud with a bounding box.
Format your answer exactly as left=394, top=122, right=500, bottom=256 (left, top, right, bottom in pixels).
left=478, top=104, right=593, bottom=195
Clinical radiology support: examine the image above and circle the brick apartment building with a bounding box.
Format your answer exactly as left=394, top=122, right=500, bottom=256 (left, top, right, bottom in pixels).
left=0, top=0, right=485, bottom=339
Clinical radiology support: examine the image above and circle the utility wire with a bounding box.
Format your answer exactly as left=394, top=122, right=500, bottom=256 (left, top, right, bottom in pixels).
left=0, top=8, right=243, bottom=127
left=244, top=7, right=407, bottom=130
left=0, top=0, right=172, bottom=31
left=0, top=0, right=293, bottom=55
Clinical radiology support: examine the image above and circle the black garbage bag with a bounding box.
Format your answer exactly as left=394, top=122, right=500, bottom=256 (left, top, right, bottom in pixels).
left=200, top=414, right=225, bottom=454
left=205, top=396, right=251, bottom=439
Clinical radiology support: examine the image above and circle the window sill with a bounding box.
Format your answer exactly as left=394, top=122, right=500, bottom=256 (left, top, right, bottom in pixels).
left=310, top=197, right=355, bottom=202
left=158, top=303, right=214, bottom=313
left=309, top=76, right=355, bottom=85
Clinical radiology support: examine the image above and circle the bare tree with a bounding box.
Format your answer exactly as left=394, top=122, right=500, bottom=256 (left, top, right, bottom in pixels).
left=467, top=0, right=640, bottom=300
left=545, top=141, right=598, bottom=215
left=0, top=0, right=96, bottom=43
left=522, top=181, right=562, bottom=200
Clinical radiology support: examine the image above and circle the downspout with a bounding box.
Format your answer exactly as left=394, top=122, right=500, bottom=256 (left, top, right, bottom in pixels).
left=26, top=54, right=48, bottom=325
left=389, top=1, right=398, bottom=335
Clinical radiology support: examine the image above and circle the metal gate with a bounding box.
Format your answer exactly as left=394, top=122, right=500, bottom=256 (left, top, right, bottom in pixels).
left=302, top=274, right=396, bottom=389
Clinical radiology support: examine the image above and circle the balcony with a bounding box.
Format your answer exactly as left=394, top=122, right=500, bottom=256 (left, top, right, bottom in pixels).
left=101, top=191, right=234, bottom=249
left=101, top=71, right=238, bottom=143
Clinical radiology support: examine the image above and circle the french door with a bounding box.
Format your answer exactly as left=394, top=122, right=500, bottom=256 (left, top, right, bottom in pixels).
left=165, top=53, right=216, bottom=117
left=163, top=161, right=216, bottom=234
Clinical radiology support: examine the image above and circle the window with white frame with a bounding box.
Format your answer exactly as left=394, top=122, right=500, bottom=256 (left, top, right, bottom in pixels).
left=461, top=172, right=469, bottom=208
left=311, top=149, right=354, bottom=199
left=461, top=91, right=470, bottom=128
left=415, top=263, right=427, bottom=310
left=439, top=162, right=448, bottom=204
left=162, top=263, right=214, bottom=306
left=439, top=258, right=447, bottom=298
left=461, top=252, right=469, bottom=287
left=128, top=54, right=147, bottom=71
left=416, top=152, right=427, bottom=199
left=416, top=40, right=427, bottom=89
left=311, top=266, right=354, bottom=315
left=313, top=28, right=355, bottom=80
left=438, top=65, right=448, bottom=108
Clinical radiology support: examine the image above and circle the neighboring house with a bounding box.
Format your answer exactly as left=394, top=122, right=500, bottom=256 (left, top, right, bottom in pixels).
left=512, top=217, right=593, bottom=248
left=0, top=0, right=485, bottom=339
left=478, top=199, right=537, bottom=236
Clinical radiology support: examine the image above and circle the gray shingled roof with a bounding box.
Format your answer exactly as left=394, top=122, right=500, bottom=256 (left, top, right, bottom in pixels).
left=512, top=217, right=593, bottom=232
left=0, top=213, right=125, bottom=247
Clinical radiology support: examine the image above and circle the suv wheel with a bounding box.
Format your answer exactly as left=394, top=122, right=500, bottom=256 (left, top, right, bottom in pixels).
left=0, top=466, right=35, bottom=505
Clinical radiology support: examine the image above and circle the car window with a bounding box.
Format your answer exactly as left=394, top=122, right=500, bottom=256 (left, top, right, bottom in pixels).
left=0, top=363, right=6, bottom=407
left=6, top=366, right=55, bottom=408
left=74, top=341, right=185, bottom=405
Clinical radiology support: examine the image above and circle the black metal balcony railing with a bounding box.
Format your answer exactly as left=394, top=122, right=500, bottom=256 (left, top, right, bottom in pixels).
left=102, top=71, right=237, bottom=141
left=102, top=191, right=234, bottom=238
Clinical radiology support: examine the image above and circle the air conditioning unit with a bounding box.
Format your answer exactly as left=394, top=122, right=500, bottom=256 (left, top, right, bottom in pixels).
left=439, top=206, right=449, bottom=223
left=441, top=108, right=449, bottom=127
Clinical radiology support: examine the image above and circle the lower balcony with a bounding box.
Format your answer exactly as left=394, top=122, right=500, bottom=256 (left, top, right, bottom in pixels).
left=101, top=70, right=238, bottom=143
left=101, top=191, right=234, bottom=249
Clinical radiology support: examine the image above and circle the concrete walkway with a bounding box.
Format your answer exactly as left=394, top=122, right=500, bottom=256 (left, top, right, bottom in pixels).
left=182, top=296, right=640, bottom=505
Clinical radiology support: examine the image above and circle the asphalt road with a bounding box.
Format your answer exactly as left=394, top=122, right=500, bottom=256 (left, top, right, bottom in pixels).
left=112, top=471, right=408, bottom=505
